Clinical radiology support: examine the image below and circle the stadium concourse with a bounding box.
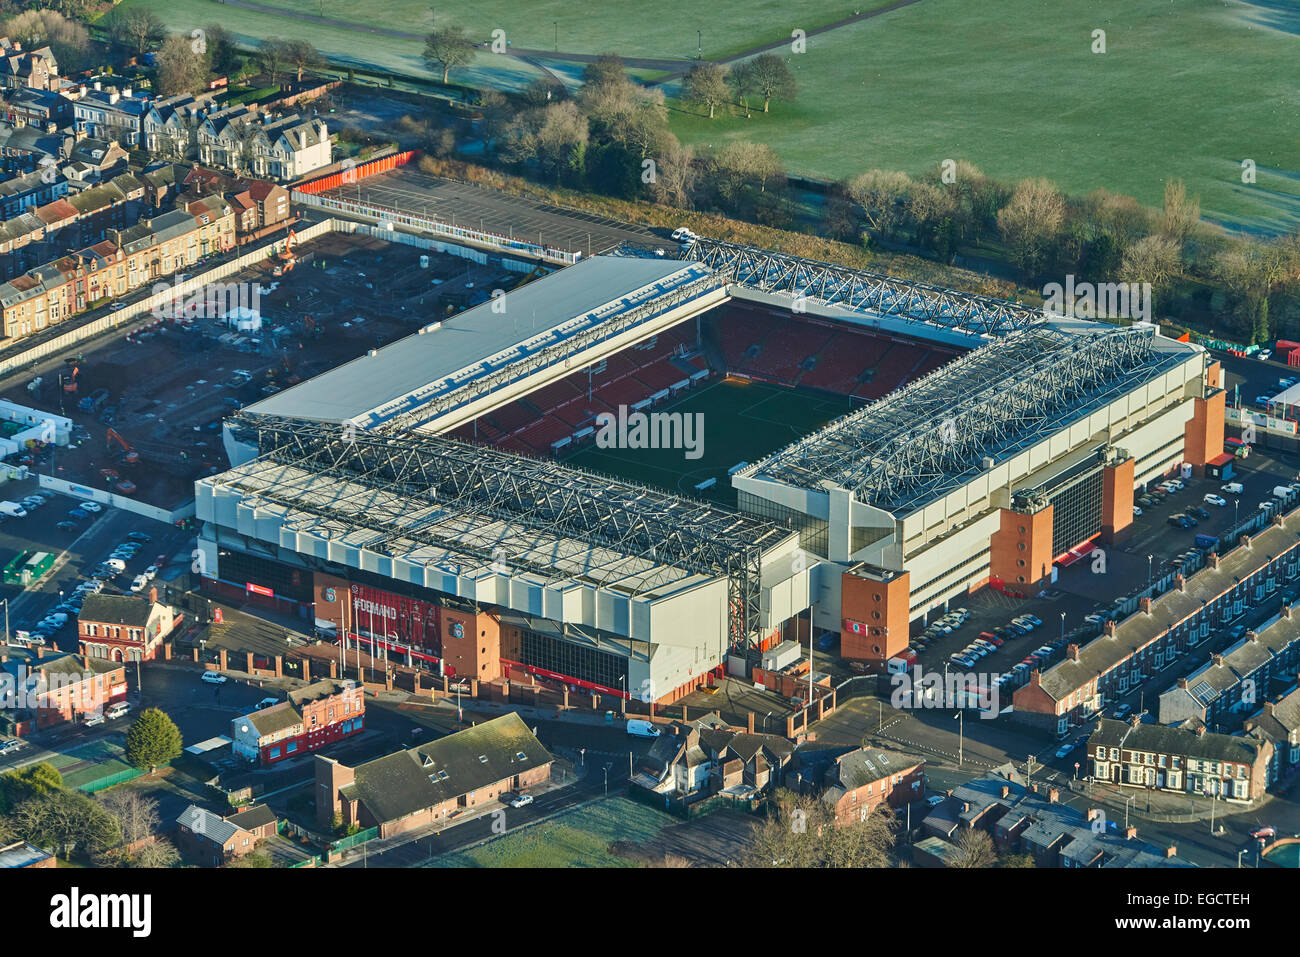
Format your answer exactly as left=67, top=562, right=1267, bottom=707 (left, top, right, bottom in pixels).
left=197, top=239, right=1225, bottom=703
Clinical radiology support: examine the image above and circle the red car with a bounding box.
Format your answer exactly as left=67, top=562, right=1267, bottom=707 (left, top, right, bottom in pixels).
left=1250, top=826, right=1276, bottom=841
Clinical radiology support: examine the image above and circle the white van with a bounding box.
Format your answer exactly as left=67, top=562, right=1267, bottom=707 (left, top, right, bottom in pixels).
left=1222, top=482, right=1245, bottom=495
left=626, top=719, right=661, bottom=738
left=103, top=558, right=126, bottom=572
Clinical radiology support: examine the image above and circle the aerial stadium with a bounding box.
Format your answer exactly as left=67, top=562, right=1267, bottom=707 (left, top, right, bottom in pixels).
left=195, top=237, right=1225, bottom=702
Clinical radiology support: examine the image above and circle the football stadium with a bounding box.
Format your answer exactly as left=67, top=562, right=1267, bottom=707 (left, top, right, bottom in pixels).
left=196, top=237, right=1225, bottom=703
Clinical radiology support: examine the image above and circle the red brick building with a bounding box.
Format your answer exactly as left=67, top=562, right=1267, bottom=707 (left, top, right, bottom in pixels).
left=175, top=804, right=277, bottom=867
left=0, top=648, right=126, bottom=730
left=231, top=679, right=364, bottom=766
left=822, top=746, right=925, bottom=825
left=316, top=712, right=552, bottom=838
left=78, top=591, right=178, bottom=663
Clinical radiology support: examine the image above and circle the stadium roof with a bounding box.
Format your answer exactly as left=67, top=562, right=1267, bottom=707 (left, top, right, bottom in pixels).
left=246, top=255, right=707, bottom=428
left=211, top=416, right=791, bottom=619
left=745, top=319, right=1199, bottom=514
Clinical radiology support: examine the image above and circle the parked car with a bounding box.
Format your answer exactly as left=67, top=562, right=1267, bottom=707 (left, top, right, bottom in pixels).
left=1204, top=493, right=1227, bottom=506
left=1189, top=506, right=1210, bottom=519
left=509, top=794, right=535, bottom=808
left=1113, top=703, right=1133, bottom=720
left=55, top=521, right=77, bottom=531
left=82, top=712, right=105, bottom=727
left=0, top=739, right=27, bottom=756
left=129, top=574, right=148, bottom=593
left=925, top=795, right=947, bottom=808
left=79, top=502, right=102, bottom=513
left=1133, top=505, right=1143, bottom=516
left=126, top=532, right=152, bottom=543
left=1250, top=826, right=1277, bottom=841
left=1055, top=741, right=1077, bottom=759
left=67, top=509, right=89, bottom=520
left=105, top=702, right=130, bottom=720
left=200, top=672, right=227, bottom=685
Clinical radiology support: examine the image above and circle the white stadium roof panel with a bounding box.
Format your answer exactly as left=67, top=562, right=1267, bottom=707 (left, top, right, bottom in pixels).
left=246, top=255, right=704, bottom=426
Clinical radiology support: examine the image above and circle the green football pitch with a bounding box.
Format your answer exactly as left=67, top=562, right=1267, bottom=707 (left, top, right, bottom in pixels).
left=562, top=377, right=853, bottom=505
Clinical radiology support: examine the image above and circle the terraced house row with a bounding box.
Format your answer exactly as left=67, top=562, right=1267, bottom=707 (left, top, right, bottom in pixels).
left=0, top=194, right=234, bottom=340
left=1013, top=506, right=1300, bottom=737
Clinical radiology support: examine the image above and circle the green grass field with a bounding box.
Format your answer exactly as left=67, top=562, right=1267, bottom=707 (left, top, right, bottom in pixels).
left=430, top=797, right=673, bottom=868
left=667, top=0, right=1300, bottom=233
left=45, top=739, right=135, bottom=790
left=562, top=377, right=851, bottom=504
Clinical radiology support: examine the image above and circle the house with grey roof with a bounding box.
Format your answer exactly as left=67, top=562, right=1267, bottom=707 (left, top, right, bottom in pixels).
left=1242, top=685, right=1300, bottom=786
left=315, top=711, right=553, bottom=839
left=919, top=763, right=1193, bottom=868
left=1157, top=607, right=1300, bottom=730
left=175, top=804, right=269, bottom=867
left=630, top=712, right=794, bottom=801
left=1087, top=716, right=1271, bottom=802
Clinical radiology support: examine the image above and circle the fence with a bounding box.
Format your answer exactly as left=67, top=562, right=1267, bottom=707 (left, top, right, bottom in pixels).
left=626, top=782, right=764, bottom=820
left=294, top=149, right=418, bottom=195
left=295, top=192, right=582, bottom=265
left=328, top=825, right=379, bottom=855
left=37, top=474, right=194, bottom=524
left=77, top=766, right=146, bottom=794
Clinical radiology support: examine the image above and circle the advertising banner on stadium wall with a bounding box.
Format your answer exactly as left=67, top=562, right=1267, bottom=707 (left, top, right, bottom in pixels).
left=314, top=573, right=442, bottom=652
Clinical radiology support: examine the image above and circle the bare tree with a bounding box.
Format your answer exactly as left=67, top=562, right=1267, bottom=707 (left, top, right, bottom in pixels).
left=423, top=25, right=475, bottom=84
left=282, top=39, right=323, bottom=84
left=105, top=8, right=165, bottom=58
left=743, top=788, right=900, bottom=868
left=748, top=53, right=796, bottom=113
left=650, top=142, right=696, bottom=208
left=848, top=168, right=914, bottom=239
left=684, top=62, right=730, bottom=119
left=98, top=790, right=161, bottom=845
left=155, top=34, right=211, bottom=97
left=997, top=177, right=1067, bottom=280
left=132, top=837, right=181, bottom=868
left=1159, top=179, right=1200, bottom=244
left=256, top=37, right=290, bottom=86
left=949, top=828, right=999, bottom=868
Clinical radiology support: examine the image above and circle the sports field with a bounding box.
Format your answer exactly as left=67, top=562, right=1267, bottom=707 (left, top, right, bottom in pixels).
left=668, top=0, right=1300, bottom=233
left=45, top=739, right=136, bottom=790
left=429, top=797, right=673, bottom=868
left=562, top=377, right=852, bottom=505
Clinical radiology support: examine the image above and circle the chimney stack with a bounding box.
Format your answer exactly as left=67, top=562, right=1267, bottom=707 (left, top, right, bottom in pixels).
left=1208, top=553, right=1220, bottom=569
left=1001, top=785, right=1010, bottom=798
left=1125, top=825, right=1138, bottom=840
left=1177, top=677, right=1188, bottom=689
left=1067, top=643, right=1080, bottom=661
left=1165, top=845, right=1177, bottom=858
left=1104, top=620, right=1118, bottom=637
left=1195, top=723, right=1208, bottom=737
left=1048, top=787, right=1060, bottom=803
left=35, top=644, right=44, bottom=659
left=1175, top=573, right=1186, bottom=592
left=1212, top=654, right=1225, bottom=668
left=1247, top=630, right=1259, bottom=643
left=1139, top=597, right=1153, bottom=615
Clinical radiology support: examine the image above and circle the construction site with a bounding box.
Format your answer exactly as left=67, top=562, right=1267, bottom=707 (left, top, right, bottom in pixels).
left=0, top=230, right=531, bottom=508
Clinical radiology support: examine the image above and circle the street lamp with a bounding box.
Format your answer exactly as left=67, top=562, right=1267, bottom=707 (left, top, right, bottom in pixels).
left=697, top=30, right=702, bottom=59
left=1147, top=554, right=1153, bottom=588
left=953, top=711, right=963, bottom=767
left=553, top=20, right=558, bottom=52
left=1059, top=612, right=1066, bottom=644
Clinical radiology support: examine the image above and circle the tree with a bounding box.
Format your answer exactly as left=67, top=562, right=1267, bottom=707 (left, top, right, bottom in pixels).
left=478, top=89, right=512, bottom=154
left=502, top=101, right=588, bottom=185
left=997, top=177, right=1067, bottom=280
left=1119, top=234, right=1182, bottom=317
left=0, top=762, right=63, bottom=812
left=582, top=53, right=626, bottom=91
left=131, top=837, right=180, bottom=868
left=848, top=168, right=914, bottom=240
left=124, top=708, right=182, bottom=772
left=1213, top=240, right=1297, bottom=343
left=256, top=37, right=290, bottom=86
left=743, top=789, right=900, bottom=868
left=10, top=791, right=120, bottom=857
left=105, top=8, right=165, bottom=58
left=748, top=53, right=796, bottom=113
left=650, top=142, right=696, bottom=208
left=4, top=9, right=91, bottom=73
left=907, top=181, right=960, bottom=259
left=730, top=59, right=757, bottom=116
left=1159, top=179, right=1200, bottom=245
left=423, top=25, right=474, bottom=85
left=155, top=34, right=210, bottom=96
left=949, top=828, right=999, bottom=868
left=98, top=790, right=161, bottom=844
left=203, top=23, right=243, bottom=76
left=684, top=62, right=730, bottom=119
left=282, top=39, right=323, bottom=83
left=1001, top=851, right=1036, bottom=867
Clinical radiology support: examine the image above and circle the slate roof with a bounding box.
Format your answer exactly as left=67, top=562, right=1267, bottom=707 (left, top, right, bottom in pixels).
left=1035, top=513, right=1300, bottom=700
left=245, top=702, right=302, bottom=737
left=348, top=712, right=552, bottom=824
left=827, top=746, right=920, bottom=791
left=287, top=679, right=350, bottom=705
left=226, top=804, right=277, bottom=831
left=177, top=805, right=241, bottom=845
left=78, top=593, right=153, bottom=627
left=1087, top=717, right=1263, bottom=763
